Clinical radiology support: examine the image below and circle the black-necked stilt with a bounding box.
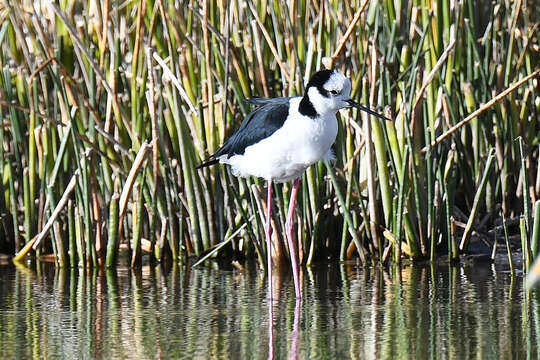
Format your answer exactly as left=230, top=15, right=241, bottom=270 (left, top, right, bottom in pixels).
left=197, top=69, right=387, bottom=299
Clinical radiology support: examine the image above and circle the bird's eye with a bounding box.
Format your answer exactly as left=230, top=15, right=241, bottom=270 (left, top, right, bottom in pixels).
left=329, top=90, right=340, bottom=95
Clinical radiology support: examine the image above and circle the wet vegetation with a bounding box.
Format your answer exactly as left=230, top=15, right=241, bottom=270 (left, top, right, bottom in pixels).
left=0, top=0, right=538, bottom=270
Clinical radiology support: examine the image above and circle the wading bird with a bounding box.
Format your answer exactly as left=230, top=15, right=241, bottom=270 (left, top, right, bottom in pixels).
left=197, top=69, right=387, bottom=299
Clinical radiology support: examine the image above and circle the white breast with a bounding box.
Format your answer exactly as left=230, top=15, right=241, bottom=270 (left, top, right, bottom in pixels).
left=221, top=97, right=339, bottom=182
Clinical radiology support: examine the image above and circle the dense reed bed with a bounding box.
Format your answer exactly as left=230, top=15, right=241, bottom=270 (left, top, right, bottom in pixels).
left=0, top=0, right=538, bottom=269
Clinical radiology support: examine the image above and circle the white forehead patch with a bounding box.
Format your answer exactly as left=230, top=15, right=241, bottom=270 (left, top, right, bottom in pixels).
left=323, top=72, right=348, bottom=92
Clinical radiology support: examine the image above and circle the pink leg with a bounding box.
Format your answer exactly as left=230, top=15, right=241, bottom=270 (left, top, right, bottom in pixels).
left=285, top=178, right=302, bottom=299
left=268, top=292, right=274, bottom=360
left=266, top=180, right=274, bottom=300
left=288, top=299, right=301, bottom=360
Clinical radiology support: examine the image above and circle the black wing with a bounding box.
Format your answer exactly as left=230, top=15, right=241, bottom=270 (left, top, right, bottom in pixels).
left=196, top=97, right=291, bottom=169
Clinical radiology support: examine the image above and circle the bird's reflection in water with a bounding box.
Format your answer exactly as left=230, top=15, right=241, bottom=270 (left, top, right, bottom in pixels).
left=268, top=296, right=274, bottom=360
left=266, top=263, right=303, bottom=360
left=2, top=258, right=537, bottom=359
left=289, top=299, right=301, bottom=360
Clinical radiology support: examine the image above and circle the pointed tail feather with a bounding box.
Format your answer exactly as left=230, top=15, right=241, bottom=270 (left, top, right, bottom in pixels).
left=195, top=158, right=219, bottom=169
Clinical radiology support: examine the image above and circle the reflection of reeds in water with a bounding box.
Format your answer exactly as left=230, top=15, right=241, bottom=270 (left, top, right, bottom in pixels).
left=0, top=1, right=538, bottom=269
left=3, top=263, right=538, bottom=358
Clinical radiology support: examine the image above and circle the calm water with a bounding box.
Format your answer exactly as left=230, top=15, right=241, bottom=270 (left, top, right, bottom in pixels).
left=0, top=260, right=538, bottom=359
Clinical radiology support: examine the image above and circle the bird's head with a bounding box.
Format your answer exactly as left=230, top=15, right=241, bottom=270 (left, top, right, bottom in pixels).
left=302, top=69, right=389, bottom=120
left=304, top=70, right=352, bottom=115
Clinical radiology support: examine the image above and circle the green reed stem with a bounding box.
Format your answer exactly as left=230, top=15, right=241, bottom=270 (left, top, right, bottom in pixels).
left=131, top=180, right=144, bottom=268
left=326, top=162, right=366, bottom=264
left=106, top=192, right=120, bottom=268
left=68, top=199, right=77, bottom=267
left=460, top=148, right=496, bottom=252
left=502, top=216, right=514, bottom=275
left=532, top=201, right=540, bottom=258
left=521, top=217, right=530, bottom=271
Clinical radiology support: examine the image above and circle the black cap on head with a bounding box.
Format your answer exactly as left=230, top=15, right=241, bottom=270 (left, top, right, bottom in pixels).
left=306, top=69, right=334, bottom=90
left=300, top=69, right=337, bottom=117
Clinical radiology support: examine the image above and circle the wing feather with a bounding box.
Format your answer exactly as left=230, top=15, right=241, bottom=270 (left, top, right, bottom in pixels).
left=197, top=97, right=292, bottom=168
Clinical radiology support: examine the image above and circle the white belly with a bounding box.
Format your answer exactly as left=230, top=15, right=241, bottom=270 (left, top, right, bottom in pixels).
left=222, top=108, right=338, bottom=183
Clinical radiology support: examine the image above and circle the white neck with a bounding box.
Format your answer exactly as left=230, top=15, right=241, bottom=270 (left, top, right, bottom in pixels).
left=306, top=87, right=339, bottom=116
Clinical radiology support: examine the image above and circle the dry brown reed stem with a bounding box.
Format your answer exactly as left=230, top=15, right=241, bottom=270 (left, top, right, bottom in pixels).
left=30, top=14, right=54, bottom=58
left=202, top=0, right=215, bottom=152
left=328, top=0, right=370, bottom=69
left=13, top=170, right=79, bottom=261
left=152, top=51, right=197, bottom=114
left=0, top=57, right=73, bottom=123
left=411, top=38, right=456, bottom=132
left=0, top=98, right=36, bottom=116
left=247, top=1, right=290, bottom=82
left=383, top=230, right=412, bottom=256
left=98, top=0, right=110, bottom=70
left=252, top=21, right=271, bottom=98
left=117, top=141, right=153, bottom=239
left=132, top=0, right=146, bottom=83
left=158, top=218, right=168, bottom=258
left=424, top=69, right=540, bottom=152
left=516, top=23, right=539, bottom=71
left=48, top=1, right=132, bottom=138
left=151, top=50, right=203, bottom=156
left=4, top=1, right=31, bottom=70
left=28, top=57, right=56, bottom=85
left=0, top=98, right=120, bottom=156
left=91, top=173, right=103, bottom=265
left=146, top=49, right=159, bottom=204
left=365, top=44, right=381, bottom=252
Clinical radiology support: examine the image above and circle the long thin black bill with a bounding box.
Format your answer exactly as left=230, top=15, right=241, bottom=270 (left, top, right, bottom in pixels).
left=347, top=99, right=390, bottom=121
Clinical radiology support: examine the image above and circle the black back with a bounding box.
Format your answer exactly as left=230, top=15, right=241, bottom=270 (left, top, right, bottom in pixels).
left=196, top=97, right=290, bottom=168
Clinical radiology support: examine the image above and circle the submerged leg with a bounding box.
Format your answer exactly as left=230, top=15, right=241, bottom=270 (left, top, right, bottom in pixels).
left=266, top=180, right=274, bottom=300
left=285, top=178, right=302, bottom=299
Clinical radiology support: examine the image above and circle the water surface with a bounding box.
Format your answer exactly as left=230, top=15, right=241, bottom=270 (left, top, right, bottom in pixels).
left=0, top=260, right=538, bottom=359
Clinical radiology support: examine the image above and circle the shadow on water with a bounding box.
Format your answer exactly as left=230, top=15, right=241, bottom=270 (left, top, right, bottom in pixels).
left=0, top=260, right=538, bottom=359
